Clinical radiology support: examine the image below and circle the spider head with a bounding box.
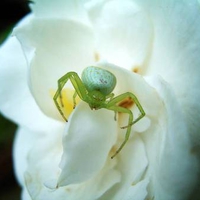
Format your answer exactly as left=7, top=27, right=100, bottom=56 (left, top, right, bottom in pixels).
left=87, top=90, right=106, bottom=110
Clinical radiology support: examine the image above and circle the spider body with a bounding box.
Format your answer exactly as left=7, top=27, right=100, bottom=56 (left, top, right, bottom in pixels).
left=82, top=66, right=116, bottom=96
left=53, top=66, right=145, bottom=158
left=81, top=67, right=116, bottom=109
left=84, top=90, right=106, bottom=110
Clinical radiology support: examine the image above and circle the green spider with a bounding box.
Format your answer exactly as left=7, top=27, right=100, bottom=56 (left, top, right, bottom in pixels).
left=53, top=66, right=145, bottom=158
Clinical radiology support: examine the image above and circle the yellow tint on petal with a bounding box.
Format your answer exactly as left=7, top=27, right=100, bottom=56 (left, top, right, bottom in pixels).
left=50, top=88, right=81, bottom=120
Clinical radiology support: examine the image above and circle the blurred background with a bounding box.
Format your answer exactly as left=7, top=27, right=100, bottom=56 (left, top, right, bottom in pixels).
left=0, top=0, right=30, bottom=199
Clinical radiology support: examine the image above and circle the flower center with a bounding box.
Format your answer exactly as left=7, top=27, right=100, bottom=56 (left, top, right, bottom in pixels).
left=118, top=97, right=134, bottom=109
left=50, top=88, right=80, bottom=120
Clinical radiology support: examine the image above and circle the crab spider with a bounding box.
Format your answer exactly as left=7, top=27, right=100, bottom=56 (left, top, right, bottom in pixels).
left=53, top=66, right=145, bottom=158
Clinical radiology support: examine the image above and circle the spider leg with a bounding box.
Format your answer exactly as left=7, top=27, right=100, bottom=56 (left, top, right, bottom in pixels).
left=114, top=111, right=117, bottom=121
left=105, top=93, right=117, bottom=120
left=73, top=91, right=78, bottom=109
left=53, top=72, right=87, bottom=121
left=106, top=93, right=115, bottom=101
left=107, top=92, right=145, bottom=127
left=107, top=105, right=133, bottom=159
left=120, top=92, right=145, bottom=128
left=105, top=92, right=145, bottom=158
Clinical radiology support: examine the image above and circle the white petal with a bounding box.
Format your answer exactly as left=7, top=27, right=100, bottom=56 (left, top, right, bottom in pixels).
left=31, top=0, right=90, bottom=25
left=95, top=63, right=198, bottom=199
left=90, top=63, right=160, bottom=199
left=0, top=35, right=60, bottom=132
left=13, top=128, right=36, bottom=186
left=87, top=0, right=153, bottom=71
left=146, top=76, right=199, bottom=200
left=63, top=159, right=120, bottom=200
left=22, top=188, right=32, bottom=200
left=143, top=0, right=200, bottom=146
left=105, top=136, right=148, bottom=200
left=123, top=179, right=149, bottom=200
left=14, top=18, right=95, bottom=120
left=57, top=102, right=117, bottom=186
left=21, top=124, right=65, bottom=199
left=16, top=122, right=119, bottom=200
left=96, top=62, right=160, bottom=112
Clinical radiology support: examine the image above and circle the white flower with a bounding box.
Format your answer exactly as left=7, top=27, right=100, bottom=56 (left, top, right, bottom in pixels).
left=0, top=0, right=200, bottom=200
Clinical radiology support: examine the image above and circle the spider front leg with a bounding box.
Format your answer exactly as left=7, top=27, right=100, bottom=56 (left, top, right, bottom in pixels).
left=53, top=72, right=87, bottom=121
left=106, top=92, right=145, bottom=158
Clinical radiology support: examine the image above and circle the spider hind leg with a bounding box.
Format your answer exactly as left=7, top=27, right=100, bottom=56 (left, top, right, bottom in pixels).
left=110, top=106, right=133, bottom=159
left=106, top=92, right=145, bottom=158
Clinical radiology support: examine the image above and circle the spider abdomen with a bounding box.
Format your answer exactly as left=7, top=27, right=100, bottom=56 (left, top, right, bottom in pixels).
left=81, top=66, right=116, bottom=95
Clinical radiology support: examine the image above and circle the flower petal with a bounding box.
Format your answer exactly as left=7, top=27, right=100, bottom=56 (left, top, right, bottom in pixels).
left=57, top=102, right=117, bottom=186
left=95, top=62, right=198, bottom=199
left=61, top=159, right=120, bottom=200
left=96, top=61, right=160, bottom=112
left=13, top=128, right=35, bottom=186
left=15, top=124, right=119, bottom=200
left=102, top=136, right=149, bottom=200
left=142, top=0, right=200, bottom=147
left=90, top=62, right=160, bottom=199
left=22, top=189, right=32, bottom=200
left=18, top=124, right=65, bottom=199
left=123, top=179, right=149, bottom=200
left=14, top=18, right=95, bottom=120
left=86, top=0, right=153, bottom=71
left=31, top=0, right=89, bottom=25
left=146, top=76, right=199, bottom=200
left=0, top=33, right=60, bottom=131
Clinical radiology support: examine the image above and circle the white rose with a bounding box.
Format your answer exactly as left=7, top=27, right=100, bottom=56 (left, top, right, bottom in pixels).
left=0, top=0, right=200, bottom=200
